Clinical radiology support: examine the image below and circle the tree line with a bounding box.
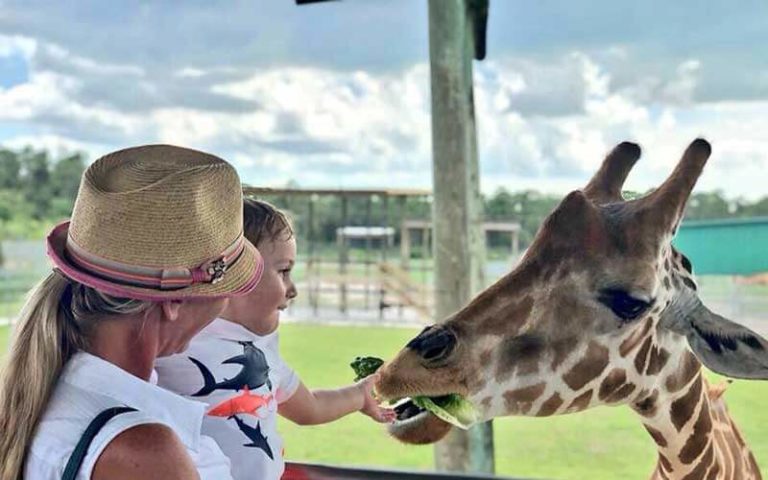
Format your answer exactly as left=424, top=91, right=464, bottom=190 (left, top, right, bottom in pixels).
left=0, top=147, right=86, bottom=240
left=0, top=146, right=766, bottom=251
left=262, top=188, right=768, bottom=252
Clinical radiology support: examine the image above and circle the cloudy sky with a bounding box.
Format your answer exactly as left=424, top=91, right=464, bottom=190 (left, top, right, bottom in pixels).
left=1, top=1, right=767, bottom=199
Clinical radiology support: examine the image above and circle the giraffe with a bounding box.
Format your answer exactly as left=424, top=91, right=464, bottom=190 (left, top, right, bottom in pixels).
left=375, top=139, right=767, bottom=479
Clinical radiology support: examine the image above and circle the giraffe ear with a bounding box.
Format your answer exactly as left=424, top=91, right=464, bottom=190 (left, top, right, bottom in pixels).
left=659, top=290, right=768, bottom=379
left=544, top=191, right=604, bottom=243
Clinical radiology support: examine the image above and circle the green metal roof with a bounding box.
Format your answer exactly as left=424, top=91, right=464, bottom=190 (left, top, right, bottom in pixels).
left=673, top=217, right=768, bottom=275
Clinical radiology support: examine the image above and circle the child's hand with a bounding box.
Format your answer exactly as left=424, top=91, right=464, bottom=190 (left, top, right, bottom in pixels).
left=357, top=374, right=397, bottom=423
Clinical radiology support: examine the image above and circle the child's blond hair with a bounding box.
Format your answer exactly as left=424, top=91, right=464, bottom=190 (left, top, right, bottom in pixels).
left=242, top=198, right=294, bottom=248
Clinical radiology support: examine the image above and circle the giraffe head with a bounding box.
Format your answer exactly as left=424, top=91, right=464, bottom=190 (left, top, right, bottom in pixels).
left=376, top=139, right=768, bottom=444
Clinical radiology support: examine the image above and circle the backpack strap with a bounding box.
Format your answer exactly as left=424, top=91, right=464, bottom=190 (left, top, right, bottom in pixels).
left=62, top=406, right=137, bottom=480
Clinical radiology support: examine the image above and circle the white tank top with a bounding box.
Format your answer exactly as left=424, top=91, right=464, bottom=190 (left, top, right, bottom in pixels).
left=25, top=351, right=234, bottom=480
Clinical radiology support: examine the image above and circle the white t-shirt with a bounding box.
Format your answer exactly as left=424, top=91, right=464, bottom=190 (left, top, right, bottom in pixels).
left=155, top=318, right=301, bottom=480
left=26, top=351, right=233, bottom=480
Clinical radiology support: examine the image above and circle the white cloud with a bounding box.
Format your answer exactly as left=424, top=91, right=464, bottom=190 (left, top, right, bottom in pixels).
left=41, top=43, right=144, bottom=77
left=0, top=68, right=143, bottom=142
left=175, top=67, right=206, bottom=78
left=0, top=71, right=73, bottom=119
left=0, top=33, right=766, bottom=201
left=211, top=64, right=432, bottom=168
left=0, top=33, right=36, bottom=59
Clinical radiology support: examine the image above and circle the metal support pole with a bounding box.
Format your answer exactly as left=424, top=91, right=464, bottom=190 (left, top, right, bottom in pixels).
left=308, top=196, right=318, bottom=315
left=401, top=223, right=411, bottom=271
left=365, top=196, right=373, bottom=309
left=429, top=0, right=493, bottom=474
left=340, top=195, right=348, bottom=314
left=512, top=230, right=519, bottom=263
left=399, top=196, right=409, bottom=271
left=382, top=195, right=390, bottom=263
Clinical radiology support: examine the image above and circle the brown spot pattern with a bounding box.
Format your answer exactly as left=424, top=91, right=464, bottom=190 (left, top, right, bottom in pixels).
left=681, top=444, right=713, bottom=480
left=746, top=451, right=760, bottom=476
left=717, top=431, right=735, bottom=479
left=537, top=392, right=564, bottom=417
left=605, top=383, right=636, bottom=403
left=645, top=425, right=668, bottom=448
left=645, top=346, right=670, bottom=375
left=658, top=454, right=673, bottom=473
left=516, top=357, right=540, bottom=377
left=705, top=463, right=720, bottom=480
left=503, top=382, right=546, bottom=415
left=598, top=368, right=626, bottom=402
left=566, top=389, right=593, bottom=412
left=495, top=335, right=543, bottom=382
left=679, top=401, right=712, bottom=464
left=619, top=318, right=652, bottom=357
left=634, top=390, right=659, bottom=417
left=634, top=336, right=653, bottom=374
left=665, top=351, right=701, bottom=393
left=550, top=340, right=575, bottom=371
left=731, top=418, right=746, bottom=447
left=728, top=441, right=741, bottom=479
left=477, top=295, right=534, bottom=336
left=562, top=342, right=610, bottom=390
left=670, top=375, right=703, bottom=432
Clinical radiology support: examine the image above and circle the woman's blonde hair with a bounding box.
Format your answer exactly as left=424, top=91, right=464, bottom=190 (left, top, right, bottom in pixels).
left=0, top=272, right=152, bottom=479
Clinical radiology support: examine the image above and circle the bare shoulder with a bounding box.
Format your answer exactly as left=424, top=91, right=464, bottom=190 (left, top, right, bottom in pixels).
left=92, top=423, right=199, bottom=480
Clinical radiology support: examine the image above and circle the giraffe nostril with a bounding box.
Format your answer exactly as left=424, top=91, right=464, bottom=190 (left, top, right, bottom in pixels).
left=407, top=327, right=457, bottom=366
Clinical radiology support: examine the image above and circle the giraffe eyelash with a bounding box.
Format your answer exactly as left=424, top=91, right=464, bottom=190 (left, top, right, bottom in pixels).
left=597, top=288, right=653, bottom=321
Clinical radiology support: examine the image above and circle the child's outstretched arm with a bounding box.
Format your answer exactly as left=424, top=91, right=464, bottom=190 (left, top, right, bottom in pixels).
left=278, top=374, right=396, bottom=426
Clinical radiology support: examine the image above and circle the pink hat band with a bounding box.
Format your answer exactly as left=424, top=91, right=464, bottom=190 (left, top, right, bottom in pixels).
left=51, top=222, right=247, bottom=291
left=45, top=145, right=263, bottom=301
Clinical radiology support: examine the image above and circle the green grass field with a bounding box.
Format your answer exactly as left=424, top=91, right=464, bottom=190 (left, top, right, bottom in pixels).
left=1, top=323, right=766, bottom=479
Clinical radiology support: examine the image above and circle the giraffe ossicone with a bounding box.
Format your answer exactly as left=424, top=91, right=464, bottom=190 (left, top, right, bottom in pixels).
left=375, top=139, right=765, bottom=479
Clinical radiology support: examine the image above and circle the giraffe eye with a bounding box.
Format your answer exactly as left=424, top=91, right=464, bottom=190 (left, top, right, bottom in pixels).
left=598, top=289, right=652, bottom=321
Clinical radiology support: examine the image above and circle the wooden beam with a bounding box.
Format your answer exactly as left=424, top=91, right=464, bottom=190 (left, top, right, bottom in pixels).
left=429, top=0, right=493, bottom=474
left=243, top=186, right=431, bottom=197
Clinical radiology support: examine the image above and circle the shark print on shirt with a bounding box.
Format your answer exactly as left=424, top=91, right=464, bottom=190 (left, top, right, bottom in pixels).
left=190, top=340, right=273, bottom=396
left=230, top=415, right=274, bottom=460
left=155, top=318, right=301, bottom=480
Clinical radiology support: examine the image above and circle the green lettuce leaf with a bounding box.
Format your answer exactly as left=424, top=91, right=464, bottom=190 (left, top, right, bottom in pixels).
left=350, top=356, right=385, bottom=382
left=412, top=394, right=478, bottom=429
left=349, top=355, right=478, bottom=429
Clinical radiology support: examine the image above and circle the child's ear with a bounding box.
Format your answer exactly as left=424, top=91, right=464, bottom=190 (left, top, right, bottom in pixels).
left=160, top=300, right=183, bottom=322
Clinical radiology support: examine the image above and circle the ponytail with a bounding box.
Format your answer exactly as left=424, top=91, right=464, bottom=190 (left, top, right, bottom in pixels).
left=0, top=272, right=151, bottom=479
left=0, top=273, right=81, bottom=479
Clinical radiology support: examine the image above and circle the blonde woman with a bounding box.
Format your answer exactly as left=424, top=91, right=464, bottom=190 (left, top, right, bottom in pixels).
left=0, top=145, right=263, bottom=480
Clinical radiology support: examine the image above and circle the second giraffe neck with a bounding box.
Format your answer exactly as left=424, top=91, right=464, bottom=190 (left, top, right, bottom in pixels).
left=633, top=371, right=761, bottom=480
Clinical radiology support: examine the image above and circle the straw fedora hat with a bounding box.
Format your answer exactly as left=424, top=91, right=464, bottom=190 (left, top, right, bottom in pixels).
left=46, top=145, right=263, bottom=301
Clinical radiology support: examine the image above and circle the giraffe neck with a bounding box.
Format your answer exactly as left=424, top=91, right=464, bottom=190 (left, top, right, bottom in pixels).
left=633, top=371, right=761, bottom=480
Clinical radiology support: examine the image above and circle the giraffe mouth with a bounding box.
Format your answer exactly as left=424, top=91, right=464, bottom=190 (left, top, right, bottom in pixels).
left=386, top=397, right=452, bottom=444
left=385, top=394, right=479, bottom=444
left=387, top=398, right=452, bottom=445
left=392, top=397, right=429, bottom=422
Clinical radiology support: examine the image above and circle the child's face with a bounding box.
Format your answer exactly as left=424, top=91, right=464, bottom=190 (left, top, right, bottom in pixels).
left=225, top=235, right=297, bottom=336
